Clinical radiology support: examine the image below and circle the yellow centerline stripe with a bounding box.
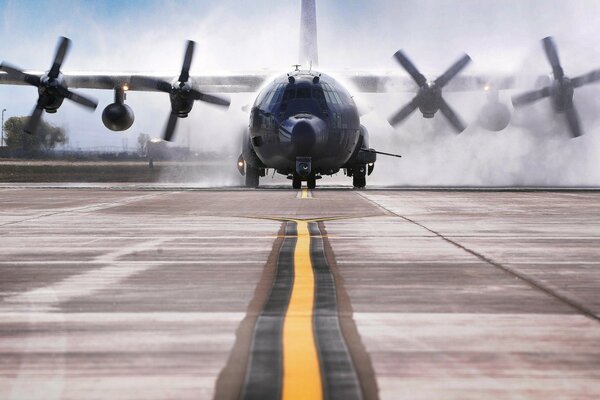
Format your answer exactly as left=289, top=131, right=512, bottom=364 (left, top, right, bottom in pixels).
left=301, top=188, right=309, bottom=199
left=282, top=220, right=323, bottom=400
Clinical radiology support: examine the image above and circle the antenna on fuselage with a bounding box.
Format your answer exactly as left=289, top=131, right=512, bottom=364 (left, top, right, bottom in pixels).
left=292, top=64, right=301, bottom=71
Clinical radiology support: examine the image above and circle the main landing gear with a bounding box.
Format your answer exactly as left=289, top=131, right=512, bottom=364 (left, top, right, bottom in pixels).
left=245, top=166, right=260, bottom=188
left=352, top=164, right=367, bottom=189
left=239, top=155, right=264, bottom=188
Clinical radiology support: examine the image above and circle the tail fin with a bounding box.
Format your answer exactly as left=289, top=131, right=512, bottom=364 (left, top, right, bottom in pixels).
left=299, top=0, right=319, bottom=67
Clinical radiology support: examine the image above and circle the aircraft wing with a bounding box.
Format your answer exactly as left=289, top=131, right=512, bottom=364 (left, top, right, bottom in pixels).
left=0, top=69, right=519, bottom=94
left=335, top=71, right=517, bottom=93
left=0, top=71, right=273, bottom=93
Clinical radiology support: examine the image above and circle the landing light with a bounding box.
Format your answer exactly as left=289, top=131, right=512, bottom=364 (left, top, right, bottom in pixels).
left=122, top=84, right=129, bottom=91
left=368, top=163, right=374, bottom=167
left=484, top=84, right=491, bottom=92
left=238, top=160, right=245, bottom=167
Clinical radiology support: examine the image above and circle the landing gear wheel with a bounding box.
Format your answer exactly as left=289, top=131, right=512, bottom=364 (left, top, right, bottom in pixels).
left=292, top=174, right=302, bottom=190
left=353, top=164, right=367, bottom=189
left=245, top=165, right=260, bottom=188
left=307, top=174, right=316, bottom=189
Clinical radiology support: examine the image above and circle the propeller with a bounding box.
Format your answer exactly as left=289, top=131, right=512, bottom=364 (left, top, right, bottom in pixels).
left=130, top=41, right=231, bottom=142
left=388, top=50, right=471, bottom=133
left=0, top=37, right=98, bottom=135
left=512, top=36, right=600, bottom=138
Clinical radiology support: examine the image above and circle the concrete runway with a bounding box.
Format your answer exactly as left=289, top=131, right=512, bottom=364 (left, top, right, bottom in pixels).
left=1, top=186, right=599, bottom=399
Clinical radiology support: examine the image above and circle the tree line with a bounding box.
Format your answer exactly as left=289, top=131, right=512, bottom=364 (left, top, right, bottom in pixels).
left=2, top=116, right=67, bottom=156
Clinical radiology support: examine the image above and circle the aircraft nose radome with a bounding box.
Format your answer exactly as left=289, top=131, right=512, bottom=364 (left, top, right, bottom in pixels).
left=291, top=120, right=317, bottom=153
left=279, top=115, right=328, bottom=156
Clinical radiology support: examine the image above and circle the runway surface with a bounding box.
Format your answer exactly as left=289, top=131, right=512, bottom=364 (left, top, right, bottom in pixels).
left=1, top=186, right=600, bottom=399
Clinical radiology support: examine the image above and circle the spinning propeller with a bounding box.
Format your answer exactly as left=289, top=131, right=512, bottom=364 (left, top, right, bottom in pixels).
left=0, top=37, right=98, bottom=135
left=131, top=41, right=231, bottom=141
left=512, top=36, right=600, bottom=137
left=388, top=50, right=471, bottom=133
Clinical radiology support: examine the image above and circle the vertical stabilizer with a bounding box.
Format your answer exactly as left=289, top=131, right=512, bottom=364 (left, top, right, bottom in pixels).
left=299, top=0, right=319, bottom=67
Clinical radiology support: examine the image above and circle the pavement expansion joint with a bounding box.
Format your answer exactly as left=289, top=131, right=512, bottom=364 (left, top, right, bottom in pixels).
left=240, top=215, right=382, bottom=223
left=215, top=220, right=373, bottom=400
left=356, top=191, right=600, bottom=325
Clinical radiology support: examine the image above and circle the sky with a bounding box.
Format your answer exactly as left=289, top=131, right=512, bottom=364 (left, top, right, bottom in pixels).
left=2, top=0, right=600, bottom=185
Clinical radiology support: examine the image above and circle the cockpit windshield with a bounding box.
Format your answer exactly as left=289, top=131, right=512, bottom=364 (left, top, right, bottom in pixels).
left=282, top=86, right=327, bottom=107
left=297, top=87, right=311, bottom=98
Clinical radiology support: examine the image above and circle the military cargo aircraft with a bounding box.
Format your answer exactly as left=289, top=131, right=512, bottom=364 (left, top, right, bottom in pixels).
left=2, top=0, right=600, bottom=188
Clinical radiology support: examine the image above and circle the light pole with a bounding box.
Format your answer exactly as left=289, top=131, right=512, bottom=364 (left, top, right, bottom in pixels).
left=1, top=109, right=6, bottom=147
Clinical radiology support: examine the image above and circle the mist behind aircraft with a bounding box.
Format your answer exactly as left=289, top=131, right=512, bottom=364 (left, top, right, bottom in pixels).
left=2, top=0, right=600, bottom=185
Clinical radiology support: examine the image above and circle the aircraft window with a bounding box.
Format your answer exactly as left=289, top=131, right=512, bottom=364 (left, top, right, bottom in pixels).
left=331, top=91, right=343, bottom=104
left=282, top=88, right=296, bottom=102
left=312, top=88, right=328, bottom=110
left=297, top=87, right=311, bottom=98
left=270, top=84, right=286, bottom=105
left=263, top=87, right=277, bottom=106
left=255, top=86, right=271, bottom=106
left=322, top=83, right=342, bottom=105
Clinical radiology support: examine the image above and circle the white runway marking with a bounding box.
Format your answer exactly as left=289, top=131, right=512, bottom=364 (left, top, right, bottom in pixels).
left=2, top=238, right=169, bottom=312
left=0, top=312, right=246, bottom=323
left=0, top=192, right=172, bottom=227
left=7, top=292, right=66, bottom=400
left=0, top=260, right=262, bottom=265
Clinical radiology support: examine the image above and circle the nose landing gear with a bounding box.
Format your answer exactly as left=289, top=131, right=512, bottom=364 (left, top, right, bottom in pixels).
left=293, top=156, right=316, bottom=189
left=292, top=172, right=317, bottom=189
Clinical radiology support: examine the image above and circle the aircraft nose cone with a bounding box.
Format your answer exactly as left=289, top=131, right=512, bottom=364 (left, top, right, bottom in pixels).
left=279, top=114, right=327, bottom=155
left=291, top=120, right=316, bottom=153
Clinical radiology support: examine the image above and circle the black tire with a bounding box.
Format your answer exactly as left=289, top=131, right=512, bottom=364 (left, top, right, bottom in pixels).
left=245, top=165, right=260, bottom=188
left=307, top=174, right=316, bottom=189
left=352, top=164, right=367, bottom=188
left=292, top=175, right=302, bottom=189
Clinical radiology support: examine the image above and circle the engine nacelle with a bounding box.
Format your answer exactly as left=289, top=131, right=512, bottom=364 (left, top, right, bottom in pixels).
left=102, top=103, right=134, bottom=131
left=39, top=74, right=65, bottom=113
left=169, top=79, right=194, bottom=117
left=478, top=89, right=512, bottom=132
left=478, top=101, right=512, bottom=132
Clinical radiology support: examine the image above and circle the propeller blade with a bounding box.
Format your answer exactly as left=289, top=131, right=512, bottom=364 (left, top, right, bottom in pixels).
left=511, top=87, right=552, bottom=107
left=388, top=96, right=419, bottom=127
left=55, top=86, right=98, bottom=110
left=542, top=36, right=564, bottom=80
left=48, top=37, right=71, bottom=79
left=0, top=63, right=41, bottom=86
left=190, top=89, right=231, bottom=107
left=393, top=50, right=427, bottom=87
left=434, top=54, right=471, bottom=88
left=178, top=40, right=195, bottom=83
left=163, top=113, right=179, bottom=142
left=438, top=96, right=467, bottom=133
left=130, top=76, right=173, bottom=93
left=572, top=68, right=600, bottom=88
left=564, top=106, right=582, bottom=138
left=24, top=98, right=47, bottom=135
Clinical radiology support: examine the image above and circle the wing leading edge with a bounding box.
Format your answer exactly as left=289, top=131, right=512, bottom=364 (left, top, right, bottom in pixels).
left=0, top=70, right=272, bottom=93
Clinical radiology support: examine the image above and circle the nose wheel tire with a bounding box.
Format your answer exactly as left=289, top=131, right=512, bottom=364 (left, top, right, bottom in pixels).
left=245, top=165, right=260, bottom=188
left=352, top=164, right=367, bottom=188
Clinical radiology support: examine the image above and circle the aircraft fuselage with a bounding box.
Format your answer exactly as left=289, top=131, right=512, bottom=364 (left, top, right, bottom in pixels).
left=243, top=70, right=365, bottom=178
